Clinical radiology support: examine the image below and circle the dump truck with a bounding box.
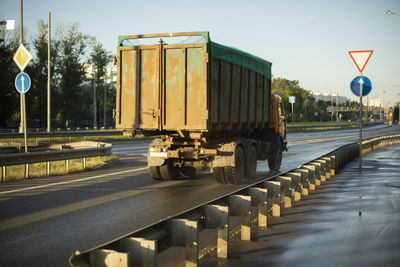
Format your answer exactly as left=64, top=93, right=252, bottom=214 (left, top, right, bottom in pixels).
left=115, top=32, right=287, bottom=184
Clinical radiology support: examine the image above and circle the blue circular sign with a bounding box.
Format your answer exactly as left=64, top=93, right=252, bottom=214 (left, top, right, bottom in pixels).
left=15, top=72, right=31, bottom=93
left=350, top=75, right=372, bottom=97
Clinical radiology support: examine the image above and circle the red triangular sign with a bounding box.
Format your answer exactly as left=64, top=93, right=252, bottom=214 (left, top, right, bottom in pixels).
left=348, top=50, right=373, bottom=74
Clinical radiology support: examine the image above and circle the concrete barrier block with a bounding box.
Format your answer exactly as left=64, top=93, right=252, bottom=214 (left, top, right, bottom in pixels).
left=294, top=169, right=310, bottom=195
left=170, top=219, right=199, bottom=266
left=249, top=187, right=268, bottom=227
left=90, top=249, right=129, bottom=267
left=324, top=155, right=335, bottom=176
left=283, top=173, right=302, bottom=201
left=120, top=237, right=157, bottom=267
left=309, top=162, right=323, bottom=184
left=316, top=159, right=330, bottom=179
left=302, top=165, right=318, bottom=188
left=276, top=177, right=294, bottom=208
left=263, top=181, right=281, bottom=217
left=204, top=205, right=229, bottom=258
left=229, top=195, right=252, bottom=241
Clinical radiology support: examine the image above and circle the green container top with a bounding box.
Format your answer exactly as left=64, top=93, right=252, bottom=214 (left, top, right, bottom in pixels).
left=118, top=31, right=272, bottom=79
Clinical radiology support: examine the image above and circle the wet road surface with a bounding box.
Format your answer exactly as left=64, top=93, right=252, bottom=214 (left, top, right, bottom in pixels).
left=201, top=144, right=400, bottom=267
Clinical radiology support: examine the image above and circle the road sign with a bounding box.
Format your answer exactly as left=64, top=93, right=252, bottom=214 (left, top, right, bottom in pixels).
left=350, top=76, right=372, bottom=97
left=289, top=96, right=295, bottom=103
left=15, top=72, right=31, bottom=93
left=348, top=50, right=373, bottom=74
left=13, top=44, right=33, bottom=72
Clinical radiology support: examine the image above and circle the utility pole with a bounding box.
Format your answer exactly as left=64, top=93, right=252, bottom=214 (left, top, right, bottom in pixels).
left=331, top=94, right=333, bottom=122
left=359, top=77, right=363, bottom=172
left=0, top=20, right=6, bottom=45
left=93, top=65, right=97, bottom=129
left=103, top=80, right=107, bottom=128
left=47, top=12, right=51, bottom=132
left=19, top=0, right=28, bottom=153
left=19, top=0, right=24, bottom=134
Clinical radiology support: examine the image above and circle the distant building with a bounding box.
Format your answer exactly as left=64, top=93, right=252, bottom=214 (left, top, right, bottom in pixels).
left=84, top=64, right=117, bottom=88
left=105, top=66, right=117, bottom=87
left=311, top=92, right=350, bottom=105
left=369, top=98, right=383, bottom=107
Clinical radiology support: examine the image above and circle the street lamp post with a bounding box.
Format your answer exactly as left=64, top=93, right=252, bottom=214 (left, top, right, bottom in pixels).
left=93, top=65, right=97, bottom=129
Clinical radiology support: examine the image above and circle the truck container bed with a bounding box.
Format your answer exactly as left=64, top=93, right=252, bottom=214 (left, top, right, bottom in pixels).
left=115, top=32, right=272, bottom=136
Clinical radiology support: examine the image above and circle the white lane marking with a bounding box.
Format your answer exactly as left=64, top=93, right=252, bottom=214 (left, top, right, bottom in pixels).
left=0, top=167, right=149, bottom=196
left=375, top=223, right=392, bottom=245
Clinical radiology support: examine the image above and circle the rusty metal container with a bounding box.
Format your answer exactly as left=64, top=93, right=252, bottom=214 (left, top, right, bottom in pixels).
left=115, top=32, right=272, bottom=136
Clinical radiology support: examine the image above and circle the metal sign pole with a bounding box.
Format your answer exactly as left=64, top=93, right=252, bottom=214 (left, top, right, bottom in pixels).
left=22, top=94, right=28, bottom=152
left=359, top=76, right=363, bottom=172
left=47, top=11, right=51, bottom=132
left=291, top=102, right=294, bottom=124
left=19, top=0, right=23, bottom=134
left=19, top=0, right=28, bottom=153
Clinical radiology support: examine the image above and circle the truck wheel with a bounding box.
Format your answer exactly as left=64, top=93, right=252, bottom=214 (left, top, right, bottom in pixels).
left=214, top=167, right=227, bottom=184
left=178, top=166, right=196, bottom=178
left=245, top=145, right=257, bottom=179
left=159, top=161, right=178, bottom=180
left=268, top=139, right=282, bottom=172
left=149, top=166, right=162, bottom=180
left=225, top=146, right=245, bottom=184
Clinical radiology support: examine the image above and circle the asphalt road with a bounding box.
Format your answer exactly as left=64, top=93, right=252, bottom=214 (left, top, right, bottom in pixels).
left=0, top=125, right=399, bottom=266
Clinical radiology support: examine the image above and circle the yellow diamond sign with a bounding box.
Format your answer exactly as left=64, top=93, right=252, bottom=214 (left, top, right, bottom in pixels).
left=13, top=44, right=33, bottom=72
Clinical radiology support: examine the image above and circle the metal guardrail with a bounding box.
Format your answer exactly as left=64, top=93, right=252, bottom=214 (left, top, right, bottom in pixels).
left=69, top=134, right=400, bottom=267
left=0, top=142, right=112, bottom=182
left=287, top=122, right=383, bottom=132
left=0, top=130, right=123, bottom=140
left=0, top=122, right=385, bottom=140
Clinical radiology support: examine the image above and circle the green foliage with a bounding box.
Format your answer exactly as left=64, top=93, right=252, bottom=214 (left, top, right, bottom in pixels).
left=89, top=38, right=112, bottom=128
left=0, top=21, right=117, bottom=130
left=272, top=78, right=312, bottom=122
left=272, top=77, right=362, bottom=122
left=55, top=23, right=90, bottom=127
left=25, top=20, right=59, bottom=127
left=0, top=34, right=20, bottom=128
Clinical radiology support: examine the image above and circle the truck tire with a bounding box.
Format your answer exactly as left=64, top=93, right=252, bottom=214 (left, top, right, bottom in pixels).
left=214, top=167, right=227, bottom=184
left=178, top=166, right=196, bottom=178
left=149, top=166, right=162, bottom=180
left=268, top=138, right=282, bottom=172
left=245, top=145, right=257, bottom=179
left=159, top=161, right=178, bottom=180
left=225, top=146, right=245, bottom=184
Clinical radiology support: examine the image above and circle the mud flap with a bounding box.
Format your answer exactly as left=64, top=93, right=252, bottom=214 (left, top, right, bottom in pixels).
left=148, top=156, right=165, bottom=167
left=147, top=138, right=167, bottom=167
left=212, top=141, right=238, bottom=168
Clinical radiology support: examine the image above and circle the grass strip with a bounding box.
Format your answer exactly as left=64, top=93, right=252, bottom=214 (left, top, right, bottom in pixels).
left=2, top=156, right=118, bottom=183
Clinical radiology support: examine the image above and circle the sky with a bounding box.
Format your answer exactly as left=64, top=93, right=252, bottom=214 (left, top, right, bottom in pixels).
left=2, top=0, right=400, bottom=107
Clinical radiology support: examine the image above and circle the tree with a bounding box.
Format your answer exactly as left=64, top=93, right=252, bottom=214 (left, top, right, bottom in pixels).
left=0, top=32, right=20, bottom=128
left=89, top=39, right=112, bottom=128
left=272, top=78, right=312, bottom=122
left=54, top=23, right=89, bottom=127
left=26, top=20, right=59, bottom=128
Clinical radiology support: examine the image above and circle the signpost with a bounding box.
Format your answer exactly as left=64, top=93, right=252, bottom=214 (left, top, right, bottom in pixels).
left=348, top=50, right=374, bottom=172
left=289, top=96, right=295, bottom=124
left=13, top=34, right=33, bottom=153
